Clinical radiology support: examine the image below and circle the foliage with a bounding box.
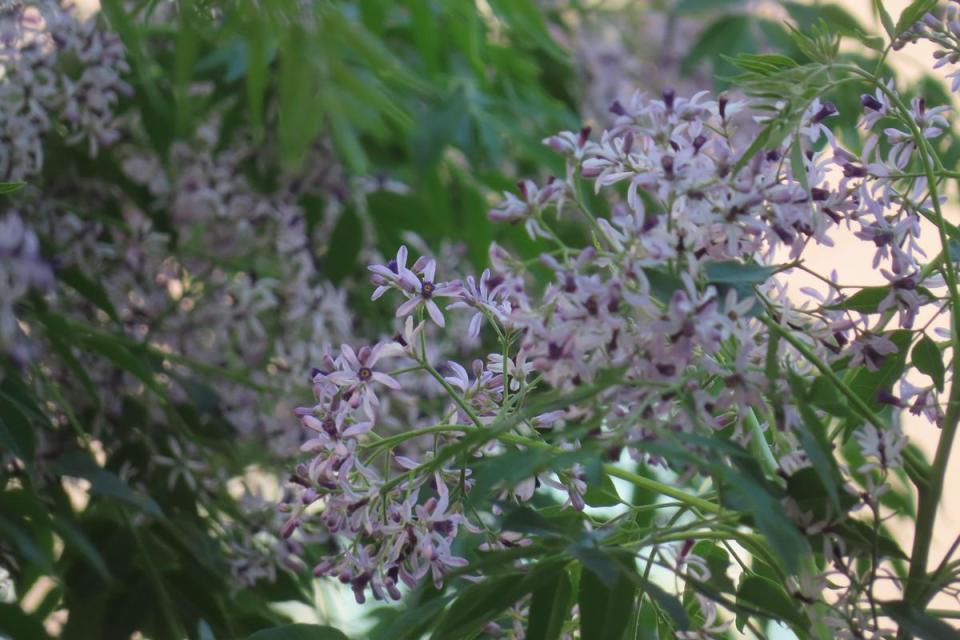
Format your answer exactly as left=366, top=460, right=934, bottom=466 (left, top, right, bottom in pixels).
left=4, top=1, right=960, bottom=639
left=0, top=0, right=577, bottom=637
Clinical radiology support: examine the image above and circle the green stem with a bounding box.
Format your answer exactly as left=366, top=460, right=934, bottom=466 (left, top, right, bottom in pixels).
left=760, top=313, right=885, bottom=431
left=926, top=609, right=960, bottom=620
left=362, top=424, right=469, bottom=461
left=601, top=464, right=720, bottom=515
left=476, top=431, right=722, bottom=515
left=745, top=408, right=779, bottom=476
left=418, top=327, right=484, bottom=429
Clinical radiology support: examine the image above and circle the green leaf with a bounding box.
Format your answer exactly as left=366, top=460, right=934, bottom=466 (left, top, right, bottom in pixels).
left=646, top=269, right=684, bottom=304
left=502, top=506, right=572, bottom=540
left=277, top=26, right=321, bottom=167
left=76, top=333, right=165, bottom=397
left=42, top=331, right=99, bottom=409
left=809, top=374, right=848, bottom=417
left=327, top=108, right=368, bottom=176
left=485, top=0, right=569, bottom=63
left=785, top=467, right=856, bottom=529
left=634, top=595, right=661, bottom=640
left=731, top=120, right=774, bottom=175
left=790, top=138, right=809, bottom=193
left=578, top=560, right=636, bottom=640
left=835, top=520, right=908, bottom=560
left=675, top=0, right=744, bottom=11
left=731, top=53, right=798, bottom=76
left=783, top=2, right=863, bottom=34
left=882, top=601, right=958, bottom=640
left=411, top=88, right=469, bottom=171
left=245, top=25, right=269, bottom=132
left=0, top=603, right=50, bottom=639
left=691, top=542, right=735, bottom=594
left=644, top=434, right=810, bottom=574
left=852, top=29, right=887, bottom=52
left=736, top=576, right=806, bottom=630
left=324, top=208, right=363, bottom=285
left=566, top=538, right=623, bottom=588
left=826, top=286, right=888, bottom=314
left=0, top=513, right=54, bottom=573
left=431, top=565, right=561, bottom=640
left=58, top=266, right=120, bottom=322
left=0, top=393, right=35, bottom=465
left=467, top=447, right=590, bottom=511
left=0, top=181, right=25, bottom=194
left=704, top=261, right=778, bottom=285
left=526, top=566, right=573, bottom=640
left=725, top=475, right=809, bottom=575
left=173, top=0, right=200, bottom=135
left=246, top=625, right=350, bottom=640
left=53, top=451, right=162, bottom=516
left=873, top=0, right=896, bottom=39
left=369, top=590, right=454, bottom=640
left=846, top=330, right=912, bottom=413
left=52, top=517, right=112, bottom=581
left=792, top=383, right=845, bottom=514
left=582, top=472, right=622, bottom=507
left=626, top=570, right=689, bottom=631
left=896, top=1, right=938, bottom=37
left=912, top=334, right=945, bottom=392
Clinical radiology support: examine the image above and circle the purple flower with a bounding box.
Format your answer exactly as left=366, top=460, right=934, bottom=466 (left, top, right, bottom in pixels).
left=488, top=179, right=565, bottom=240
left=447, top=269, right=510, bottom=338
left=369, top=246, right=408, bottom=301
left=394, top=255, right=462, bottom=328
left=326, top=342, right=405, bottom=419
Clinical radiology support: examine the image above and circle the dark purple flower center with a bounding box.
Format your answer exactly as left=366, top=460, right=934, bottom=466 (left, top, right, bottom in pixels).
left=548, top=342, right=563, bottom=360
left=812, top=101, right=837, bottom=123
left=584, top=297, right=599, bottom=316
left=861, top=94, right=883, bottom=112
left=421, top=281, right=435, bottom=298
left=358, top=367, right=373, bottom=381
left=663, top=87, right=675, bottom=111
left=322, top=417, right=337, bottom=436
left=872, top=228, right=893, bottom=247
left=843, top=163, right=867, bottom=178
left=432, top=520, right=454, bottom=536
left=661, top=155, right=675, bottom=178
left=810, top=187, right=829, bottom=201
left=863, top=345, right=887, bottom=369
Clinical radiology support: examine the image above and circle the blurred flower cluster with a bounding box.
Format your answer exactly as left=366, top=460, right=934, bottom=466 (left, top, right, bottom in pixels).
left=0, top=0, right=130, bottom=180
left=0, top=0, right=409, bottom=589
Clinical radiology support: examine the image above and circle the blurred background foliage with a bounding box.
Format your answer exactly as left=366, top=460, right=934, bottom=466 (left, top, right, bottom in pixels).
left=1, top=1, right=956, bottom=639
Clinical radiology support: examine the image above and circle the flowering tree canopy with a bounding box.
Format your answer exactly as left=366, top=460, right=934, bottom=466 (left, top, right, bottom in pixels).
left=3, top=1, right=960, bottom=639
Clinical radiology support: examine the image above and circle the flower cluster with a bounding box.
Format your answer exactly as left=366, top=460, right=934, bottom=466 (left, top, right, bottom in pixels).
left=0, top=1, right=130, bottom=180
left=898, top=1, right=960, bottom=91
left=0, top=1, right=420, bottom=589
left=0, top=211, right=52, bottom=360
left=284, top=78, right=955, bottom=637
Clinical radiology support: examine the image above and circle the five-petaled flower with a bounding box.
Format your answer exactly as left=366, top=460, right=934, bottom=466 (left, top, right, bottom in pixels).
left=325, top=342, right=404, bottom=419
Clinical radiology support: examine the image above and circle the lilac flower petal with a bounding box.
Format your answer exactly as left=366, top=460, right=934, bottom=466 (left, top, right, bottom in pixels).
left=426, top=300, right=445, bottom=327
left=395, top=296, right=420, bottom=318
left=371, top=372, right=401, bottom=390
